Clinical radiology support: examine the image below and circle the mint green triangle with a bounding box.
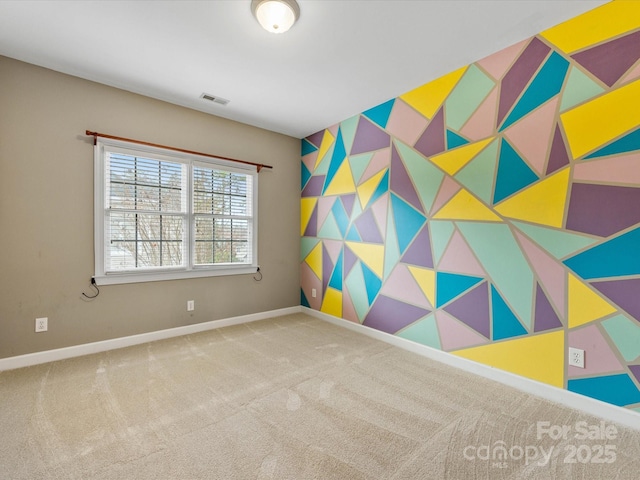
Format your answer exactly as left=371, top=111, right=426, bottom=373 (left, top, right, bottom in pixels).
left=341, top=114, right=360, bottom=154
left=457, top=222, right=534, bottom=330
left=349, top=152, right=375, bottom=184
left=397, top=314, right=441, bottom=349
left=349, top=196, right=363, bottom=222
left=394, top=140, right=445, bottom=213
left=384, top=211, right=400, bottom=281
left=345, top=260, right=369, bottom=322
left=560, top=66, right=606, bottom=112
left=430, top=220, right=456, bottom=265
left=318, top=213, right=343, bottom=240
left=301, top=237, right=320, bottom=262
left=454, top=138, right=499, bottom=204
left=602, top=315, right=640, bottom=362
left=511, top=221, right=598, bottom=259
left=445, top=64, right=496, bottom=131
left=314, top=143, right=334, bottom=176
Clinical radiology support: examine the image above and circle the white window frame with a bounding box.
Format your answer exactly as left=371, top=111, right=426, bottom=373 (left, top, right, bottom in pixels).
left=94, top=138, right=258, bottom=285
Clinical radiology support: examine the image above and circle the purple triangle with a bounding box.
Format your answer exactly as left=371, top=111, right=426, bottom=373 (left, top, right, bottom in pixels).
left=546, top=124, right=570, bottom=175
left=391, top=143, right=424, bottom=212
left=567, top=183, right=640, bottom=237
left=591, top=278, right=640, bottom=322
left=629, top=365, right=640, bottom=384
left=534, top=284, right=563, bottom=332
left=343, top=245, right=358, bottom=277
left=303, top=204, right=318, bottom=237
left=354, top=209, right=384, bottom=243
left=414, top=107, right=445, bottom=158
left=400, top=224, right=434, bottom=268
left=350, top=116, right=390, bottom=155
left=302, top=175, right=325, bottom=197
left=572, top=30, right=640, bottom=87
left=497, top=37, right=550, bottom=127
left=322, top=244, right=334, bottom=293
left=363, top=295, right=430, bottom=334
left=306, top=130, right=325, bottom=148
left=443, top=282, right=490, bottom=338
left=341, top=194, right=356, bottom=217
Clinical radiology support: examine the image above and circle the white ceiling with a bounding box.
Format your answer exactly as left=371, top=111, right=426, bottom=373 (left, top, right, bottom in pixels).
left=0, top=0, right=606, bottom=139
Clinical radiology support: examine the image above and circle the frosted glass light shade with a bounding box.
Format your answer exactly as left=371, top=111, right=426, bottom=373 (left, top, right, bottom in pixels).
left=251, top=0, right=300, bottom=34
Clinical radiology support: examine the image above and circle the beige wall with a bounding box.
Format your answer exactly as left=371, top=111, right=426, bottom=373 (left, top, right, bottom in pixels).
left=0, top=56, right=301, bottom=359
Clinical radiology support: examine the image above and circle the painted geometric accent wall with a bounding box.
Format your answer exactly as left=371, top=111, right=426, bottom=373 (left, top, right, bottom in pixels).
left=300, top=1, right=640, bottom=410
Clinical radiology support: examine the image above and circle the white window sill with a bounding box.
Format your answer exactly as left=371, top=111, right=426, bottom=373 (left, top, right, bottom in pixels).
left=94, top=266, right=258, bottom=286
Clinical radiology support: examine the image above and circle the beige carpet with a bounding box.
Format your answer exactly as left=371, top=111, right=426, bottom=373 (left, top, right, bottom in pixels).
left=1, top=312, right=640, bottom=479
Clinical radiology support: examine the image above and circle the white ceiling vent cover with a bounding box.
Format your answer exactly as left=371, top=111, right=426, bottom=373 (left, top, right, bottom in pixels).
left=200, top=93, right=230, bottom=105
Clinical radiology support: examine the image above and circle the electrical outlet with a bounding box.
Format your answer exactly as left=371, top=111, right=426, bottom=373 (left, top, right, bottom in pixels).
left=187, top=300, right=195, bottom=312
left=569, top=347, right=585, bottom=368
left=311, top=289, right=317, bottom=298
left=35, top=317, right=48, bottom=333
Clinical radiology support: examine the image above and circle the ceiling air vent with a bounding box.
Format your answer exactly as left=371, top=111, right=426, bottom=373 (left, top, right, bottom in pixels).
left=200, top=93, right=230, bottom=106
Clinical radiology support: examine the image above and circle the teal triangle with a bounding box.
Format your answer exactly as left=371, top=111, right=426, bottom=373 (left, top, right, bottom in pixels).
left=430, top=220, right=456, bottom=265
left=397, top=314, right=441, bottom=349
left=318, top=213, right=343, bottom=240
left=384, top=209, right=400, bottom=280
left=301, top=237, right=320, bottom=262
left=560, top=65, right=606, bottom=112
left=361, top=262, right=382, bottom=306
left=349, top=152, right=375, bottom=184
left=314, top=142, right=334, bottom=176
left=585, top=128, right=640, bottom=159
left=493, top=138, right=539, bottom=204
left=363, top=99, right=395, bottom=129
left=345, top=260, right=369, bottom=321
left=301, top=288, right=310, bottom=308
left=501, top=51, right=570, bottom=131
left=301, top=138, right=318, bottom=157
left=341, top=114, right=360, bottom=155
left=491, top=285, right=527, bottom=340
left=368, top=169, right=390, bottom=208
left=328, top=250, right=343, bottom=291
left=346, top=225, right=362, bottom=241
left=301, top=161, right=312, bottom=190
left=395, top=140, right=445, bottom=213
left=511, top=221, right=598, bottom=259
left=436, top=272, right=483, bottom=307
left=323, top=128, right=347, bottom=194
left=331, top=200, right=349, bottom=238
left=446, top=129, right=469, bottom=149
left=390, top=193, right=426, bottom=254
left=455, top=138, right=499, bottom=204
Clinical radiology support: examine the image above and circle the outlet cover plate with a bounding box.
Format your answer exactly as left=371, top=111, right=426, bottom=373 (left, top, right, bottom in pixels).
left=569, top=347, right=585, bottom=368
left=35, top=317, right=48, bottom=332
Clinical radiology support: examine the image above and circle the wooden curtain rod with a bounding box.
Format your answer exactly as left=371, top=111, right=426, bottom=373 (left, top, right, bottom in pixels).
left=86, top=130, right=273, bottom=172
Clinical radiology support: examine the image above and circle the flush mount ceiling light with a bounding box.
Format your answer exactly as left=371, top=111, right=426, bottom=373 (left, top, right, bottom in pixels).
left=251, top=0, right=300, bottom=34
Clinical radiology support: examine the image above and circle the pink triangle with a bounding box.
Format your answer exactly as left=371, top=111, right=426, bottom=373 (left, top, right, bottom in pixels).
left=459, top=86, right=499, bottom=142
left=317, top=196, right=336, bottom=229
left=342, top=285, right=359, bottom=323
left=514, top=230, right=566, bottom=318
left=386, top=98, right=429, bottom=146
left=438, top=230, right=485, bottom=276
left=477, top=38, right=529, bottom=80
left=359, top=148, right=391, bottom=184
left=380, top=264, right=431, bottom=309
left=370, top=194, right=389, bottom=241
left=620, top=61, right=640, bottom=85
left=503, top=98, right=559, bottom=176
left=323, top=240, right=343, bottom=265
left=435, top=310, right=490, bottom=351
left=301, top=262, right=322, bottom=311
left=573, top=152, right=640, bottom=185
left=302, top=150, right=318, bottom=173
left=568, top=325, right=624, bottom=378
left=327, top=123, right=339, bottom=137
left=430, top=176, right=461, bottom=215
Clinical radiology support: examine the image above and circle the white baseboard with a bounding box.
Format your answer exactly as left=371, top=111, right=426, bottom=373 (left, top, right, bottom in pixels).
left=0, top=306, right=300, bottom=372
left=302, top=307, right=640, bottom=432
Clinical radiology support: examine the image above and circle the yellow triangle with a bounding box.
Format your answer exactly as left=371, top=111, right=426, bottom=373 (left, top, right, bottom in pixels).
left=430, top=137, right=495, bottom=175
left=432, top=189, right=502, bottom=222
left=300, top=198, right=318, bottom=236
left=407, top=266, right=436, bottom=307
left=315, top=130, right=335, bottom=169
left=567, top=273, right=617, bottom=328
left=356, top=169, right=386, bottom=209
left=324, top=161, right=356, bottom=196
left=304, top=242, right=323, bottom=280
left=494, top=168, right=570, bottom=228
left=345, top=241, right=385, bottom=278
left=400, top=66, right=467, bottom=120
left=454, top=330, right=564, bottom=388
left=321, top=287, right=342, bottom=318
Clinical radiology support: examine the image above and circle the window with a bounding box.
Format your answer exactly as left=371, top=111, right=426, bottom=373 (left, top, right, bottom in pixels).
left=94, top=138, right=257, bottom=284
